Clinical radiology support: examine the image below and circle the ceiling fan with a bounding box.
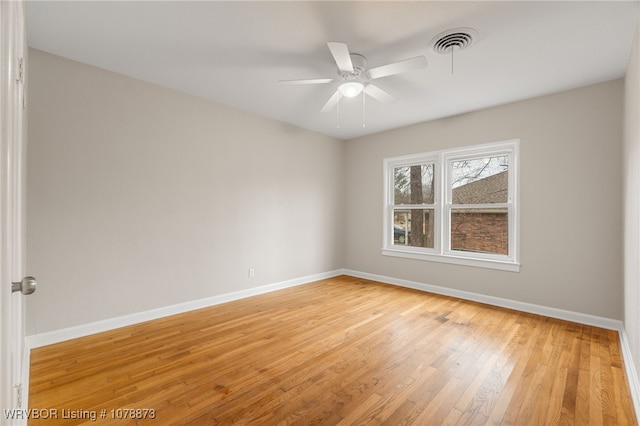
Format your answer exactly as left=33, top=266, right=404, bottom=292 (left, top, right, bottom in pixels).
left=279, top=42, right=428, bottom=112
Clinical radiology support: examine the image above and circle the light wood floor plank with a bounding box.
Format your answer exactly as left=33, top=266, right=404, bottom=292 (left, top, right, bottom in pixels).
left=28, top=276, right=637, bottom=425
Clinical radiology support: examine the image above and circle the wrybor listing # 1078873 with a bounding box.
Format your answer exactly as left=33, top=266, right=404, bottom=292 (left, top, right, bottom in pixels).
left=3, top=407, right=157, bottom=421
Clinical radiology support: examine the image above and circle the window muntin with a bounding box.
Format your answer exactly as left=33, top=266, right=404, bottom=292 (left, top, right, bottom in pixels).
left=383, top=140, right=519, bottom=271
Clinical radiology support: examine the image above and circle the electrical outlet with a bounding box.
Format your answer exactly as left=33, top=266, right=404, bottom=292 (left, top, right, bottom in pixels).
left=248, top=268, right=255, bottom=278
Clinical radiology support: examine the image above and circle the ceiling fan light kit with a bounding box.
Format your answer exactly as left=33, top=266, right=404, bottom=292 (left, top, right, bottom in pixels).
left=338, top=81, right=364, bottom=98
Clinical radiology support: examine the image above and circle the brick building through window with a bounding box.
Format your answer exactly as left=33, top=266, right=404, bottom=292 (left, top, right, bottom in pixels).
left=451, top=170, right=508, bottom=255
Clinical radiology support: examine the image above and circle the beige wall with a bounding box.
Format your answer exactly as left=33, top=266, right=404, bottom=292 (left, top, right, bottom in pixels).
left=26, top=49, right=345, bottom=335
left=26, top=46, right=629, bottom=337
left=345, top=79, right=624, bottom=319
left=624, top=18, right=640, bottom=382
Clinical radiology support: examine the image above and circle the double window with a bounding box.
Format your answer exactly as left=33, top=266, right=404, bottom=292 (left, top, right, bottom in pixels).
left=383, top=139, right=520, bottom=271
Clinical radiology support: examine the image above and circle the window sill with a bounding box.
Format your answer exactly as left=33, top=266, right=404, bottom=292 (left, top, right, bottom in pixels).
left=381, top=248, right=521, bottom=272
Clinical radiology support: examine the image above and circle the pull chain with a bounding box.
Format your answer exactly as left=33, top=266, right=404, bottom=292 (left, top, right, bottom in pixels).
left=450, top=45, right=457, bottom=74
left=336, top=95, right=340, bottom=128
left=362, top=91, right=366, bottom=128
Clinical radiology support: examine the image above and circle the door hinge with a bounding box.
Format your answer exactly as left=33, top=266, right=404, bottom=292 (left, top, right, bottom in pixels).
left=14, top=384, right=23, bottom=408
left=16, top=57, right=26, bottom=109
left=16, top=57, right=24, bottom=85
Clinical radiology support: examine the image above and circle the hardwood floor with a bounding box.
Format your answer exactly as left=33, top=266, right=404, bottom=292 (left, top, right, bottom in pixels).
left=28, top=275, right=637, bottom=425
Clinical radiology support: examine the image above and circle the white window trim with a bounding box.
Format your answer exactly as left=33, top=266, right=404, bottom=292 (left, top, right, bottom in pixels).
left=382, top=139, right=520, bottom=272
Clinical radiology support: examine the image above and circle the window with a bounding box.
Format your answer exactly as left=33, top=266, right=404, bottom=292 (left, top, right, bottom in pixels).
left=392, top=162, right=436, bottom=249
left=383, top=140, right=520, bottom=272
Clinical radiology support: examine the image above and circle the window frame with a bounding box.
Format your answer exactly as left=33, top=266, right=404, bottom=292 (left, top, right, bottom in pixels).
left=386, top=155, right=440, bottom=253
left=382, top=139, right=520, bottom=272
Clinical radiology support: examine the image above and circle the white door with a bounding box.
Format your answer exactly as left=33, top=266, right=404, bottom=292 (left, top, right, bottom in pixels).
left=0, top=0, right=30, bottom=418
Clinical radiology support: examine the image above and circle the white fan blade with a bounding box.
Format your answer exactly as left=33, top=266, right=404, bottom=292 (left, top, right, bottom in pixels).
left=320, top=90, right=343, bottom=112
left=327, top=42, right=354, bottom=73
left=278, top=78, right=334, bottom=85
left=367, top=56, right=427, bottom=80
left=364, top=84, right=397, bottom=103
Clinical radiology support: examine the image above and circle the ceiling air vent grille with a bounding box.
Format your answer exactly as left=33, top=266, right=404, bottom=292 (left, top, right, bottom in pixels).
left=431, top=28, right=478, bottom=54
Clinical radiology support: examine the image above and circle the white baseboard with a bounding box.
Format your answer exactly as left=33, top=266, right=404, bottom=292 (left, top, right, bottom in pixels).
left=618, top=327, right=640, bottom=419
left=14, top=341, right=31, bottom=426
left=29, top=268, right=623, bottom=347
left=343, top=269, right=623, bottom=330
left=26, top=269, right=344, bottom=349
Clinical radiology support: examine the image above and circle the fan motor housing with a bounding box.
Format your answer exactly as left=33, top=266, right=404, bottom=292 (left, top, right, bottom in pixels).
left=339, top=53, right=367, bottom=80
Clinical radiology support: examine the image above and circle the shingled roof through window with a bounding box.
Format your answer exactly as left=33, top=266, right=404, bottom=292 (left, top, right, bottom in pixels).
left=452, top=170, right=508, bottom=204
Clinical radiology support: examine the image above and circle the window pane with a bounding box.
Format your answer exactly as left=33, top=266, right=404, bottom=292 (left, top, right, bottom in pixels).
left=394, top=164, right=434, bottom=205
left=393, top=209, right=434, bottom=248
left=450, top=208, right=508, bottom=255
left=452, top=156, right=508, bottom=204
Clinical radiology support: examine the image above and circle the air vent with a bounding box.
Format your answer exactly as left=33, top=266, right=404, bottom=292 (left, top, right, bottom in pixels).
left=430, top=28, right=479, bottom=54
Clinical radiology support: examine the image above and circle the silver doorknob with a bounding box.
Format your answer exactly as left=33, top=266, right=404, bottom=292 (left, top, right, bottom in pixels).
left=12, top=276, right=36, bottom=295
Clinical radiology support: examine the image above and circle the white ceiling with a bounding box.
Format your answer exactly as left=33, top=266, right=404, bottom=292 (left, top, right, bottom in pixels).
left=26, top=1, right=640, bottom=140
